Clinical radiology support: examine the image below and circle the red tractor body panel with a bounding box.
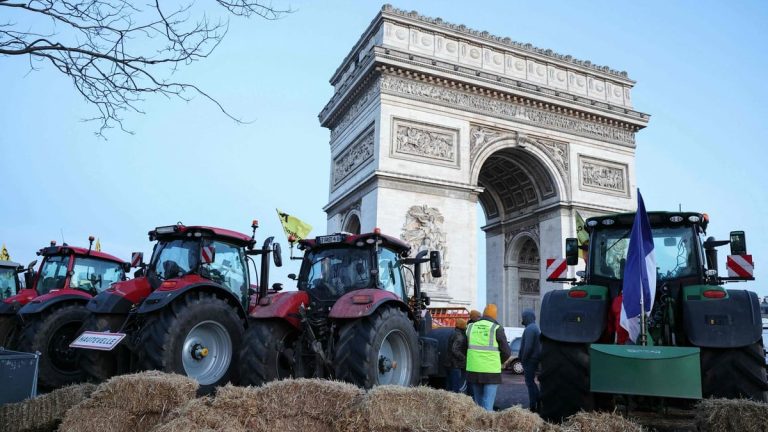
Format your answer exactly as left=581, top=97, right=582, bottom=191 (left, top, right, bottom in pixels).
left=250, top=291, right=309, bottom=329
left=107, top=277, right=152, bottom=305
left=329, top=289, right=402, bottom=319
left=30, top=288, right=93, bottom=304
left=2, top=288, right=38, bottom=306
left=155, top=274, right=213, bottom=292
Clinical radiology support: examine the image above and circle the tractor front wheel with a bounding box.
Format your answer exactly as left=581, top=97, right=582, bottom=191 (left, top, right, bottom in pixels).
left=701, top=342, right=768, bottom=401
left=137, top=292, right=243, bottom=394
left=0, top=315, right=18, bottom=348
left=16, top=304, right=89, bottom=389
left=333, top=307, right=420, bottom=388
left=80, top=314, right=130, bottom=383
left=239, top=319, right=299, bottom=386
left=538, top=337, right=593, bottom=422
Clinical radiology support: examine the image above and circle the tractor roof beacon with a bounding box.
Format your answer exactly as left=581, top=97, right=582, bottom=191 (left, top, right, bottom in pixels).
left=240, top=230, right=443, bottom=389
left=75, top=221, right=281, bottom=394
left=2, top=238, right=128, bottom=390
left=538, top=211, right=768, bottom=422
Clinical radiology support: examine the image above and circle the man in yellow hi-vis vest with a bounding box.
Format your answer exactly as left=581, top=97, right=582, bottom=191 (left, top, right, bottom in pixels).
left=462, top=304, right=511, bottom=410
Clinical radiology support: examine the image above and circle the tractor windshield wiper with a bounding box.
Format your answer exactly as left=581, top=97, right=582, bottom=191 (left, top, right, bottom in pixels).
left=606, top=229, right=631, bottom=252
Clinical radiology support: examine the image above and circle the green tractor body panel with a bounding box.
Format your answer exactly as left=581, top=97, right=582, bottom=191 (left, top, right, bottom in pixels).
left=590, top=344, right=702, bottom=399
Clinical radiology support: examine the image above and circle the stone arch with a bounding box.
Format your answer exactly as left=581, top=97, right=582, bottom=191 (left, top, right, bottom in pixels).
left=503, top=233, right=541, bottom=327
left=342, top=212, right=361, bottom=234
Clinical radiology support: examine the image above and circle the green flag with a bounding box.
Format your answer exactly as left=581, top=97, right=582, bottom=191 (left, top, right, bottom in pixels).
left=276, top=209, right=313, bottom=242
left=575, top=211, right=589, bottom=260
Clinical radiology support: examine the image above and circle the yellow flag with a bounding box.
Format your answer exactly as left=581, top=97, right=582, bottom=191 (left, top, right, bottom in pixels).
left=575, top=211, right=589, bottom=260
left=276, top=209, right=313, bottom=241
left=0, top=243, right=9, bottom=261
left=95, top=238, right=101, bottom=252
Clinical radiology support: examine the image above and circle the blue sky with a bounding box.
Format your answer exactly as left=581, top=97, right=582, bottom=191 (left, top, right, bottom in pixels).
left=1, top=1, right=766, bottom=303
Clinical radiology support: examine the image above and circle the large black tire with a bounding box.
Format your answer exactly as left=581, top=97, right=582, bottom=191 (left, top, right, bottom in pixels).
left=16, top=304, right=90, bottom=389
left=539, top=337, right=593, bottom=422
left=79, top=314, right=131, bottom=383
left=701, top=342, right=768, bottom=401
left=239, top=319, right=299, bottom=386
left=333, top=307, right=420, bottom=388
left=0, top=315, right=18, bottom=348
left=136, top=292, right=243, bottom=394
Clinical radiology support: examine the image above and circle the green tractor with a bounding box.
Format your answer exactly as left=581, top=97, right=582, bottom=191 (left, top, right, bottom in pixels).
left=539, top=211, right=767, bottom=421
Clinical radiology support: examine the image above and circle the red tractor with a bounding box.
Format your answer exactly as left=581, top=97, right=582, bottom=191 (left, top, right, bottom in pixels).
left=1, top=239, right=128, bottom=389
left=239, top=230, right=442, bottom=388
left=74, top=222, right=281, bottom=393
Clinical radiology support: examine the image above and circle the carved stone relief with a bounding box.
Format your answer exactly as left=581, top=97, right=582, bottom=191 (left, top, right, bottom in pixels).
left=381, top=75, right=635, bottom=146
left=401, top=205, right=449, bottom=291
left=392, top=118, right=459, bottom=167
left=330, top=78, right=381, bottom=142
left=504, top=224, right=540, bottom=248
left=520, top=277, right=540, bottom=295
left=578, top=155, right=628, bottom=196
left=332, top=127, right=375, bottom=188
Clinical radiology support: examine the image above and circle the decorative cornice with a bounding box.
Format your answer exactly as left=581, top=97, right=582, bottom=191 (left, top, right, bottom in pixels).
left=380, top=73, right=637, bottom=147
left=381, top=4, right=630, bottom=80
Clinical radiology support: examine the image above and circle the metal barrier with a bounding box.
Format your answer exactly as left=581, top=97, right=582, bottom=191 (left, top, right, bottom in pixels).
left=0, top=348, right=39, bottom=405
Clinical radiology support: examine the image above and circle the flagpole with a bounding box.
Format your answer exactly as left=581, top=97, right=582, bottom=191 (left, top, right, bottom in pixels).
left=639, top=282, right=647, bottom=346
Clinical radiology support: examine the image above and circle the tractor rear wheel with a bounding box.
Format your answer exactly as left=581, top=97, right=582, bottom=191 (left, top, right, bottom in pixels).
left=701, top=342, right=768, bottom=401
left=16, top=304, right=89, bottom=389
left=137, top=292, right=243, bottom=394
left=333, top=307, right=420, bottom=388
left=0, top=315, right=18, bottom=348
left=239, top=319, right=299, bottom=386
left=80, top=314, right=130, bottom=383
left=539, top=337, right=593, bottom=422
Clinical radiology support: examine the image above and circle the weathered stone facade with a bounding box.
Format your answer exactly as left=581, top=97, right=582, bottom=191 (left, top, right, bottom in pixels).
left=320, top=5, right=648, bottom=325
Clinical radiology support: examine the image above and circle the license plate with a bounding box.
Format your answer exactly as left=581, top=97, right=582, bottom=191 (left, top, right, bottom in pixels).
left=70, top=331, right=126, bottom=351
left=316, top=234, right=344, bottom=244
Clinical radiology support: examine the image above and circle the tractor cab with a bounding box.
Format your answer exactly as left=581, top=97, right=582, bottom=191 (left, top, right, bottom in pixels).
left=0, top=260, right=23, bottom=300
left=296, top=232, right=411, bottom=306
left=138, top=224, right=257, bottom=307
left=32, top=243, right=127, bottom=297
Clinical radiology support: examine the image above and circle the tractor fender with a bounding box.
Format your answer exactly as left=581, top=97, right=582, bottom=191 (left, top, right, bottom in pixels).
left=249, top=291, right=309, bottom=329
left=539, top=287, right=608, bottom=343
left=683, top=288, right=762, bottom=348
left=0, top=300, right=20, bottom=315
left=136, top=282, right=247, bottom=320
left=2, top=288, right=38, bottom=310
left=328, top=289, right=409, bottom=319
left=87, top=277, right=151, bottom=314
left=18, top=291, right=91, bottom=316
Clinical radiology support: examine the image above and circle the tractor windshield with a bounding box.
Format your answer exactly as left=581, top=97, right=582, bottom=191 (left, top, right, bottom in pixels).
left=69, top=257, right=125, bottom=294
left=149, top=239, right=200, bottom=281
left=300, top=247, right=372, bottom=300
left=0, top=267, right=18, bottom=299
left=37, top=255, right=70, bottom=294
left=591, top=225, right=701, bottom=281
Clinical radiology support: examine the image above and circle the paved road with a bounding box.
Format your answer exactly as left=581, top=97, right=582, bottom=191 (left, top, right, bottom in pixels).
left=494, top=370, right=532, bottom=410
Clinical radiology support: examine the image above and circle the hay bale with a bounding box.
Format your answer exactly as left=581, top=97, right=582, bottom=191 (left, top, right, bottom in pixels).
left=0, top=382, right=96, bottom=432
left=58, top=407, right=137, bottom=432
left=82, top=371, right=198, bottom=415
left=561, top=411, right=642, bottom=432
left=355, top=385, right=486, bottom=432
left=696, top=398, right=768, bottom=432
left=153, top=397, right=247, bottom=432
left=473, top=406, right=550, bottom=432
left=212, top=379, right=364, bottom=430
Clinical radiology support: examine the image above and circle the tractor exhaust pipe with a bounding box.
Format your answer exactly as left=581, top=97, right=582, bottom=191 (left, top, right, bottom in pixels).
left=259, top=237, right=274, bottom=301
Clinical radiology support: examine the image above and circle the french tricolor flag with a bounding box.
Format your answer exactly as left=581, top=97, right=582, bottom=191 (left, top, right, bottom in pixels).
left=620, top=190, right=656, bottom=343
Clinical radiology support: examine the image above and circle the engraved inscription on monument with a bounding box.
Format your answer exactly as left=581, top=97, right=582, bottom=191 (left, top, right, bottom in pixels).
left=392, top=118, right=459, bottom=168
left=579, top=155, right=628, bottom=196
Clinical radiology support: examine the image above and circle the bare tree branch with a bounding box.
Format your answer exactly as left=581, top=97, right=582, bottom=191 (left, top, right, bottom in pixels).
left=0, top=0, right=292, bottom=137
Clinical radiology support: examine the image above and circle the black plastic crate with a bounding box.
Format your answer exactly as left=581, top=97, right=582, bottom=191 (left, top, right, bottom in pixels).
left=0, top=348, right=39, bottom=405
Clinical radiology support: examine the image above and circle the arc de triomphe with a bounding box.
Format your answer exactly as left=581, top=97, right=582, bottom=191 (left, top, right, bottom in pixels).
left=319, top=5, right=649, bottom=326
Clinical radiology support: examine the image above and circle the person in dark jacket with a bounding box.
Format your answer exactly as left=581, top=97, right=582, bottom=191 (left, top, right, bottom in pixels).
left=519, top=308, right=541, bottom=412
left=468, top=309, right=481, bottom=323
left=463, top=304, right=511, bottom=410
left=444, top=318, right=468, bottom=393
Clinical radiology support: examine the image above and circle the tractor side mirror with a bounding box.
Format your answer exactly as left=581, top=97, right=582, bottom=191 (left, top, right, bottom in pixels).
left=130, top=252, right=144, bottom=268
left=565, top=238, right=579, bottom=266
left=122, top=262, right=131, bottom=273
left=27, top=260, right=37, bottom=271
left=429, top=251, right=442, bottom=278
left=272, top=282, right=283, bottom=292
left=288, top=273, right=297, bottom=281
left=273, top=243, right=283, bottom=268
left=730, top=231, right=746, bottom=255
